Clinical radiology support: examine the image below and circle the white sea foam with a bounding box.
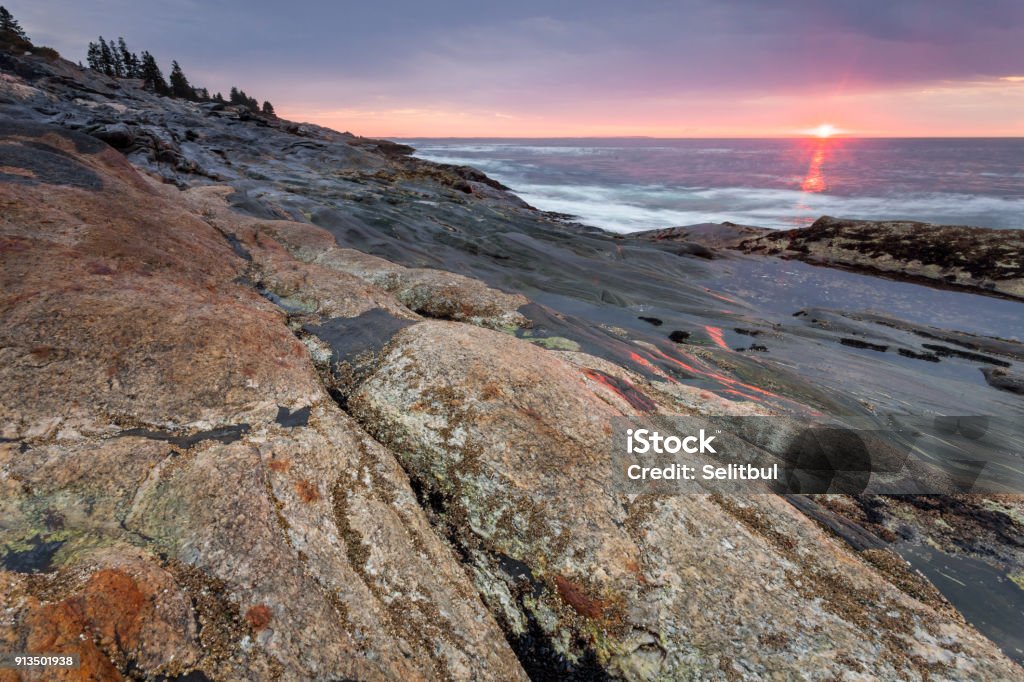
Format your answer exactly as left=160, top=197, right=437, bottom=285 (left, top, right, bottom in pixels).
left=409, top=141, right=1024, bottom=233
left=509, top=184, right=1024, bottom=233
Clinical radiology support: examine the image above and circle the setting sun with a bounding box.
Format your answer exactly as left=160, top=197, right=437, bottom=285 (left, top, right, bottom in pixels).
left=812, top=124, right=837, bottom=138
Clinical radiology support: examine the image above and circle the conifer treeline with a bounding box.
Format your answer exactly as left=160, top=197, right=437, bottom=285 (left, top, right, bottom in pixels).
left=85, top=36, right=274, bottom=115
left=0, top=6, right=276, bottom=116
left=0, top=4, right=30, bottom=47
left=1, top=6, right=59, bottom=61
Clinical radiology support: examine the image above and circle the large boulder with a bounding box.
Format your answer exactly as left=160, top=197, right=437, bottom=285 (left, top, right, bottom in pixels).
left=349, top=320, right=1020, bottom=680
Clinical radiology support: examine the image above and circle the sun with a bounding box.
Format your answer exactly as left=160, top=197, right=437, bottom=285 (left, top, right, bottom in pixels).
left=812, top=124, right=837, bottom=138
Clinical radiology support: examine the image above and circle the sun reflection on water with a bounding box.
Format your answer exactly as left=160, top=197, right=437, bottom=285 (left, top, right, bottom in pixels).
left=790, top=138, right=837, bottom=224
left=801, top=141, right=829, bottom=193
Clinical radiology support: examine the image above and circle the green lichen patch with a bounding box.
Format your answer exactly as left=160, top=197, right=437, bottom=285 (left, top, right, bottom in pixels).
left=528, top=336, right=581, bottom=352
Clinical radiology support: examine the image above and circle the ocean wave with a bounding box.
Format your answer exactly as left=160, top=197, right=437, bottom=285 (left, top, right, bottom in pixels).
left=513, top=181, right=1024, bottom=232
left=410, top=146, right=1024, bottom=232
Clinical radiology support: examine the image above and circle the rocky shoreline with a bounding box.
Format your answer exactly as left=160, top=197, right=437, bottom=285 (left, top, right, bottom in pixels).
left=3, top=47, right=1024, bottom=680
left=637, top=215, right=1024, bottom=301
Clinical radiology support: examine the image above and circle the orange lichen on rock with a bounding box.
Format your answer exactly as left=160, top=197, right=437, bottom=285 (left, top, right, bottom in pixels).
left=244, top=604, right=273, bottom=632
left=267, top=458, right=290, bottom=472
left=553, top=576, right=607, bottom=620
left=295, top=479, right=322, bottom=503
left=2, top=553, right=201, bottom=682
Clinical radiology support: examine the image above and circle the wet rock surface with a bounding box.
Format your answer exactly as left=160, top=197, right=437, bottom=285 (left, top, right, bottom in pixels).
left=2, top=48, right=1023, bottom=679
left=347, top=321, right=1020, bottom=678
left=982, top=367, right=1024, bottom=395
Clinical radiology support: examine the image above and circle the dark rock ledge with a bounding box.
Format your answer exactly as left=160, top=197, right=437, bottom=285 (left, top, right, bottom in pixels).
left=639, top=216, right=1024, bottom=300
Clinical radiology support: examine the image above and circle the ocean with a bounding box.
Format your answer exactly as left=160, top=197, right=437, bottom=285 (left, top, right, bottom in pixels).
left=401, top=137, right=1024, bottom=233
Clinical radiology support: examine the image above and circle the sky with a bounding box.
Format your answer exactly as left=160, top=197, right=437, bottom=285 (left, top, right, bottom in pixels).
left=9, top=0, right=1024, bottom=137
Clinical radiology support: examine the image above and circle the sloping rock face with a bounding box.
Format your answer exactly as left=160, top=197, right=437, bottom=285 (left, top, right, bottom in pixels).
left=0, top=124, right=319, bottom=435
left=737, top=216, right=1024, bottom=299
left=347, top=322, right=1019, bottom=680
left=0, top=123, right=527, bottom=681
left=2, top=50, right=1023, bottom=681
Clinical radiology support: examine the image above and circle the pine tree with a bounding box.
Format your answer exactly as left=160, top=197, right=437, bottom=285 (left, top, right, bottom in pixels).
left=110, top=44, right=125, bottom=78
left=86, top=41, right=102, bottom=71
left=98, top=37, right=115, bottom=77
left=230, top=87, right=258, bottom=111
left=214, top=92, right=225, bottom=103
left=230, top=88, right=258, bottom=111
left=0, top=5, right=29, bottom=43
left=168, top=60, right=194, bottom=99
left=139, top=51, right=169, bottom=95
left=117, top=37, right=138, bottom=78
left=261, top=100, right=275, bottom=117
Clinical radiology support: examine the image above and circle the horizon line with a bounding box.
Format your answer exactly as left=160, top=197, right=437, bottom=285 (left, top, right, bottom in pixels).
left=382, top=134, right=1024, bottom=140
